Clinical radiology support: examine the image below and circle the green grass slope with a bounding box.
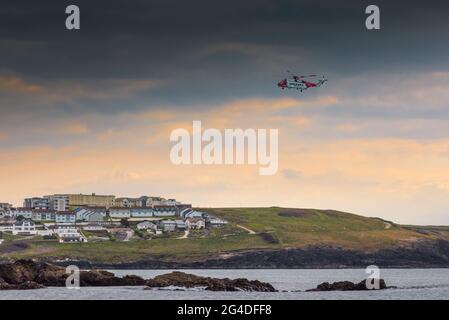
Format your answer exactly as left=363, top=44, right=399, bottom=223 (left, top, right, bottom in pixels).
left=0, top=207, right=443, bottom=264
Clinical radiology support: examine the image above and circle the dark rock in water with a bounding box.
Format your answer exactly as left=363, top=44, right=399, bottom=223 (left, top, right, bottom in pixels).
left=0, top=259, right=145, bottom=289
left=0, top=276, right=44, bottom=290
left=307, top=279, right=388, bottom=291
left=79, top=269, right=146, bottom=286
left=145, top=271, right=276, bottom=292
left=0, top=277, right=13, bottom=290
left=17, top=281, right=45, bottom=290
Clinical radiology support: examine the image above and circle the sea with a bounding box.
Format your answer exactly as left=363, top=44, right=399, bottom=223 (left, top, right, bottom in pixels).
left=1, top=268, right=449, bottom=300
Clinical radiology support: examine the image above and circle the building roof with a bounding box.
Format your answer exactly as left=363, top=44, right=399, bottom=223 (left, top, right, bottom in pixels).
left=32, top=209, right=56, bottom=213
left=186, top=217, right=205, bottom=222
left=137, top=221, right=156, bottom=226
left=161, top=220, right=177, bottom=224
left=14, top=220, right=35, bottom=226
left=56, top=211, right=75, bottom=215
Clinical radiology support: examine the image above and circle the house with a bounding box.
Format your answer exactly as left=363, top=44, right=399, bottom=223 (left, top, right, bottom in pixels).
left=84, top=210, right=104, bottom=222
left=54, top=225, right=85, bottom=243
left=115, top=196, right=155, bottom=208
left=130, top=207, right=154, bottom=218
left=12, top=220, right=37, bottom=235
left=0, top=210, right=8, bottom=219
left=164, top=199, right=180, bottom=206
left=185, top=218, right=205, bottom=230
left=74, top=207, right=105, bottom=221
left=160, top=220, right=177, bottom=232
left=178, top=207, right=202, bottom=219
left=176, top=204, right=192, bottom=216
left=55, top=211, right=76, bottom=223
left=108, top=207, right=131, bottom=218
left=136, top=221, right=157, bottom=230
left=13, top=208, right=33, bottom=219
left=83, top=223, right=105, bottom=231
left=175, top=220, right=186, bottom=229
left=207, top=217, right=228, bottom=227
left=185, top=211, right=203, bottom=219
left=0, top=203, right=12, bottom=210
left=153, top=206, right=176, bottom=217
left=23, top=197, right=50, bottom=210
left=32, top=209, right=56, bottom=221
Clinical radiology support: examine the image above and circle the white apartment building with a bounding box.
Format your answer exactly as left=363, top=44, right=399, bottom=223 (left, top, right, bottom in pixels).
left=108, top=207, right=131, bottom=218
left=14, top=208, right=33, bottom=219
left=12, top=220, right=37, bottom=235
left=55, top=212, right=76, bottom=223
left=45, top=195, right=69, bottom=212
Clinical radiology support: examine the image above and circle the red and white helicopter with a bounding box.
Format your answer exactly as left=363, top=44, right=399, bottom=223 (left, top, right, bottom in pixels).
left=276, top=70, right=327, bottom=92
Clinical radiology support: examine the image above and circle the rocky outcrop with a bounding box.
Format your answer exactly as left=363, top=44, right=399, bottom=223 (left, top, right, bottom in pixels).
left=0, top=260, right=274, bottom=291
left=307, top=279, right=388, bottom=291
left=0, top=260, right=145, bottom=290
left=145, top=271, right=276, bottom=292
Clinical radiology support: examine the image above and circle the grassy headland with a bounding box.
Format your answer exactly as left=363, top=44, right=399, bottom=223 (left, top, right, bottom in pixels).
left=1, top=207, right=446, bottom=264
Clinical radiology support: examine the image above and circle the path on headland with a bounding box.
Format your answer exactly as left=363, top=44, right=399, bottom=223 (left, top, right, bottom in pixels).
left=176, top=229, right=190, bottom=239
left=237, top=225, right=256, bottom=235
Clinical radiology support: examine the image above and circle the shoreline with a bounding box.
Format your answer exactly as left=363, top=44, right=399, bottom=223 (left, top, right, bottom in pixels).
left=36, top=240, right=449, bottom=270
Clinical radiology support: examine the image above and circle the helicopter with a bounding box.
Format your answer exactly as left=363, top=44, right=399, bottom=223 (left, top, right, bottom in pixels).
left=276, top=70, right=327, bottom=92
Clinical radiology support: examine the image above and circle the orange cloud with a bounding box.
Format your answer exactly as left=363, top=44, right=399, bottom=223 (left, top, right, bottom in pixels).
left=0, top=75, right=42, bottom=94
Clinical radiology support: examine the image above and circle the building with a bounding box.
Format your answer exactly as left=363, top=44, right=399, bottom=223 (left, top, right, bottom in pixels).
left=146, top=197, right=165, bottom=207
left=115, top=197, right=132, bottom=207
left=185, top=218, right=205, bottom=230
left=83, top=224, right=105, bottom=231
left=136, top=221, right=157, bottom=230
left=119, top=196, right=147, bottom=207
left=175, top=220, right=186, bottom=229
left=178, top=207, right=198, bottom=218
left=0, top=209, right=11, bottom=219
left=165, top=199, right=180, bottom=206
left=14, top=208, right=33, bottom=219
left=207, top=217, right=228, bottom=227
left=130, top=207, right=154, bottom=218
left=55, top=193, right=115, bottom=210
left=0, top=203, right=12, bottom=210
left=179, top=208, right=204, bottom=219
left=74, top=207, right=106, bottom=222
left=108, top=207, right=131, bottom=218
left=12, top=220, right=37, bottom=235
left=160, top=220, right=177, bottom=232
left=44, top=195, right=69, bottom=211
left=55, top=211, right=76, bottom=223
left=23, top=197, right=50, bottom=210
left=54, top=225, right=85, bottom=243
left=115, top=196, right=179, bottom=208
left=153, top=206, right=177, bottom=217
left=32, top=209, right=56, bottom=221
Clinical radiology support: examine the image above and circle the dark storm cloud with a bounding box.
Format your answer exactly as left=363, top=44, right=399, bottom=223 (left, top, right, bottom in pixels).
left=1, top=0, right=449, bottom=116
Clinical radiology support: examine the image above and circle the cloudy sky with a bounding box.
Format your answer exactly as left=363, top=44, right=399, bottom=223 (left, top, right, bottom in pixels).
left=1, top=0, right=449, bottom=224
